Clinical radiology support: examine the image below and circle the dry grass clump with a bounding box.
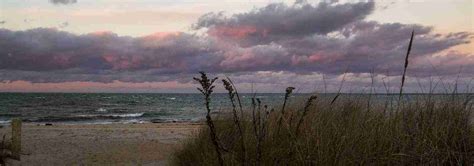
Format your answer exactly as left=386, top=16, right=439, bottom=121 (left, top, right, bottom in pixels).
left=0, top=135, right=10, bottom=165
left=0, top=134, right=17, bottom=165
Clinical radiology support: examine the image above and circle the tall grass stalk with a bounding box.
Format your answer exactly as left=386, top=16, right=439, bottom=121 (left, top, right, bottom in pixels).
left=295, top=95, right=317, bottom=137
left=222, top=78, right=246, bottom=164
left=276, top=87, right=295, bottom=135
left=399, top=30, right=415, bottom=100
left=330, top=71, right=347, bottom=105
left=193, top=72, right=224, bottom=166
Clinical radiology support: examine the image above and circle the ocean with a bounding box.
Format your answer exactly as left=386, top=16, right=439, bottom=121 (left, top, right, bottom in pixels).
left=0, top=93, right=289, bottom=124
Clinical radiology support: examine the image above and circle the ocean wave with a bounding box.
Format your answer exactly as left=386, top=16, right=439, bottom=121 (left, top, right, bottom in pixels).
left=141, top=112, right=173, bottom=117
left=82, top=119, right=146, bottom=125
left=167, top=97, right=176, bottom=100
left=0, top=120, right=11, bottom=124
left=0, top=113, right=21, bottom=117
left=150, top=118, right=189, bottom=123
left=95, top=108, right=107, bottom=112
left=109, top=113, right=144, bottom=118
left=78, top=113, right=145, bottom=118
left=23, top=113, right=146, bottom=122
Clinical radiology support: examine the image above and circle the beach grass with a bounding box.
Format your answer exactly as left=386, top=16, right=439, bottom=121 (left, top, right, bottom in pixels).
left=171, top=92, right=473, bottom=165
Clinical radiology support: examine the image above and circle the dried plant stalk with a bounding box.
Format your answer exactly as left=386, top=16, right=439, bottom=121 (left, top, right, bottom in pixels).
left=193, top=72, right=223, bottom=166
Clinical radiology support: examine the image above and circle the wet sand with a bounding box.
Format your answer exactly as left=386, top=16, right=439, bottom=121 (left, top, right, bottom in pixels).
left=0, top=123, right=203, bottom=165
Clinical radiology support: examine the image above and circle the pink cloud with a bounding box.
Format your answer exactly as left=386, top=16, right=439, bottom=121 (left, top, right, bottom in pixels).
left=142, top=32, right=182, bottom=40
left=208, top=25, right=270, bottom=42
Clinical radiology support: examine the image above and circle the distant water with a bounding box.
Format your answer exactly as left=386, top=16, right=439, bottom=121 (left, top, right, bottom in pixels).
left=0, top=93, right=288, bottom=124
left=0, top=93, right=468, bottom=124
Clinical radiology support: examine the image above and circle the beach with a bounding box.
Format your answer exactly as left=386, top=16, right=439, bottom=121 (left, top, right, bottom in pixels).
left=0, top=123, right=202, bottom=165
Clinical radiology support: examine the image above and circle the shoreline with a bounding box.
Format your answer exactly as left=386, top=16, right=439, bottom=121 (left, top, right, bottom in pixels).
left=0, top=120, right=205, bottom=126
left=0, top=123, right=203, bottom=165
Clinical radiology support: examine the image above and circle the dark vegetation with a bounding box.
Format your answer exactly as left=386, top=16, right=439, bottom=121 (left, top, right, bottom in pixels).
left=0, top=135, right=10, bottom=165
left=172, top=31, right=474, bottom=165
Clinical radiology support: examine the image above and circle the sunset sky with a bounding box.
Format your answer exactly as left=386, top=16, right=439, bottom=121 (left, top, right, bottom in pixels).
left=0, top=0, right=472, bottom=93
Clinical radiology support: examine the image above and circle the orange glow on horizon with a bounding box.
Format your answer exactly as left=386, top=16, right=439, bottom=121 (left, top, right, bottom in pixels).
left=0, top=81, right=194, bottom=92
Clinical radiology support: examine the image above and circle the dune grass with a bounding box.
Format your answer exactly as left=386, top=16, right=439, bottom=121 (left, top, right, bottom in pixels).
left=172, top=31, right=473, bottom=165
left=172, top=91, right=473, bottom=165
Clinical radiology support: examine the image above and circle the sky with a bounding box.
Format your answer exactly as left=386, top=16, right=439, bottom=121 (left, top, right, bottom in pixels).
left=0, top=0, right=472, bottom=93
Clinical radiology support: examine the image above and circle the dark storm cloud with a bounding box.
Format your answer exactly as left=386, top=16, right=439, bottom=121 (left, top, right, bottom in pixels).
left=0, top=1, right=472, bottom=86
left=49, top=0, right=77, bottom=5
left=305, top=21, right=473, bottom=75
left=0, top=28, right=222, bottom=73
left=194, top=1, right=375, bottom=46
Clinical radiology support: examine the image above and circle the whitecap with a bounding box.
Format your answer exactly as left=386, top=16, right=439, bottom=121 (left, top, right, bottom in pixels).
left=109, top=113, right=145, bottom=118
left=0, top=120, right=11, bottom=124
left=77, top=113, right=145, bottom=118
left=95, top=108, right=107, bottom=112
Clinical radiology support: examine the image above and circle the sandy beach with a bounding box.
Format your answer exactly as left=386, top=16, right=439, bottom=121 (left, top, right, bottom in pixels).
left=0, top=123, right=202, bottom=165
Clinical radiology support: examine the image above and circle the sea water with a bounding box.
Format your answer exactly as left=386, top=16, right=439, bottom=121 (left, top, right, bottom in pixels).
left=0, top=93, right=287, bottom=124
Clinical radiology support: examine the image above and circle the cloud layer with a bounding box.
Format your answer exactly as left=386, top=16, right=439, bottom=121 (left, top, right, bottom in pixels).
left=0, top=1, right=472, bottom=92
left=194, top=1, right=375, bottom=46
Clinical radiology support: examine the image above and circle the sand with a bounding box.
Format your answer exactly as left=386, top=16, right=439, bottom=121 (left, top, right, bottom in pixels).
left=0, top=123, right=203, bottom=165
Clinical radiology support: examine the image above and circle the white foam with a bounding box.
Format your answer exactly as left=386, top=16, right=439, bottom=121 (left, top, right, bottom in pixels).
left=0, top=120, right=11, bottom=124
left=109, top=113, right=145, bottom=118
left=77, top=112, right=145, bottom=118
left=95, top=108, right=107, bottom=112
